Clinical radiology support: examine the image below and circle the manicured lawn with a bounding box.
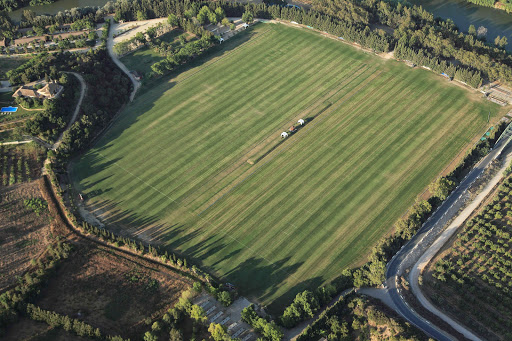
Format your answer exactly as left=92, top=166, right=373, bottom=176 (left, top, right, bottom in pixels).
left=72, top=23, right=501, bottom=310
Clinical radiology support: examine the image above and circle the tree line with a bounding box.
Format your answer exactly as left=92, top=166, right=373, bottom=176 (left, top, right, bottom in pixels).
left=78, top=220, right=234, bottom=306
left=5, top=0, right=512, bottom=84
left=0, top=0, right=56, bottom=12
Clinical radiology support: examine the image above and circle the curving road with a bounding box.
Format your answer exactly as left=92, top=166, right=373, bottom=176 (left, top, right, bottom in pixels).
left=51, top=72, right=87, bottom=151
left=106, top=18, right=140, bottom=102
left=383, top=125, right=512, bottom=340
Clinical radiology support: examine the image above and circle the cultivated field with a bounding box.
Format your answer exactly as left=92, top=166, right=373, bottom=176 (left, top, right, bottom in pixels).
left=0, top=143, right=46, bottom=186
left=0, top=180, right=51, bottom=291
left=72, top=23, right=502, bottom=309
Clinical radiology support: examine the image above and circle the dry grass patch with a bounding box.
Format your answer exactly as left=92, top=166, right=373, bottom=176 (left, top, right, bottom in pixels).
left=35, top=243, right=191, bottom=340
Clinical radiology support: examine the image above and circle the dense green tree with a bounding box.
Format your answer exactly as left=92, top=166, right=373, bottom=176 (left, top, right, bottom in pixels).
left=242, top=11, right=254, bottom=24
left=209, top=323, right=228, bottom=341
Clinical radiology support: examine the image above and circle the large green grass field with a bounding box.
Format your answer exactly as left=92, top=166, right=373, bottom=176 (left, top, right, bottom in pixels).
left=72, top=23, right=501, bottom=310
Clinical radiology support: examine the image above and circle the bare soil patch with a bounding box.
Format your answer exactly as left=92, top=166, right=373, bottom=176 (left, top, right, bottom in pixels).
left=35, top=243, right=191, bottom=340
left=0, top=180, right=51, bottom=291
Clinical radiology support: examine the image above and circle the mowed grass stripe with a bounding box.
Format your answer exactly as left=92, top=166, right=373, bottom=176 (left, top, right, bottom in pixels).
left=73, top=23, right=501, bottom=310
left=188, top=63, right=374, bottom=214
left=99, top=30, right=362, bottom=215
left=203, top=72, right=440, bottom=267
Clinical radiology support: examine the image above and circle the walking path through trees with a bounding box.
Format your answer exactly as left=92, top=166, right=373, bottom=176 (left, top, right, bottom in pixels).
left=107, top=18, right=140, bottom=102
left=0, top=140, right=32, bottom=145
left=51, top=72, right=86, bottom=151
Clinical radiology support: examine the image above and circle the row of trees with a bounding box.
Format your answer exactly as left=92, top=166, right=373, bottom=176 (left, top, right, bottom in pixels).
left=394, top=42, right=484, bottom=88
left=26, top=305, right=132, bottom=340
left=6, top=0, right=512, bottom=83
left=78, top=221, right=234, bottom=306
left=26, top=304, right=107, bottom=339
left=221, top=0, right=512, bottom=84
left=466, top=0, right=512, bottom=12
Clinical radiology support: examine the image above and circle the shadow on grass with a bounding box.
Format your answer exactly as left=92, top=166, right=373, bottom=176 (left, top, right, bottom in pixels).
left=71, top=23, right=325, bottom=312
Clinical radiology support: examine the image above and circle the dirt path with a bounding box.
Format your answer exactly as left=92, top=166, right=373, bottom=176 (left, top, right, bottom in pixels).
left=51, top=72, right=87, bottom=151
left=16, top=104, right=44, bottom=112
left=0, top=140, right=32, bottom=145
left=107, top=18, right=140, bottom=102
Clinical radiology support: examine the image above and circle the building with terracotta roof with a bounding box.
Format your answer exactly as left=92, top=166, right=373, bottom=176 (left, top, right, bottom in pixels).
left=13, top=81, right=63, bottom=100
left=37, top=81, right=62, bottom=98
left=13, top=87, right=40, bottom=98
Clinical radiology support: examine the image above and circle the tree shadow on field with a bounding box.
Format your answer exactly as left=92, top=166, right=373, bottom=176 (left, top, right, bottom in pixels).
left=265, top=276, right=326, bottom=314
left=220, top=257, right=305, bottom=310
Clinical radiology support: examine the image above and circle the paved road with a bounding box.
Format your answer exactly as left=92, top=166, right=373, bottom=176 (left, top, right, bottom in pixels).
left=408, top=152, right=512, bottom=341
left=382, top=127, right=512, bottom=340
left=107, top=18, right=140, bottom=102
